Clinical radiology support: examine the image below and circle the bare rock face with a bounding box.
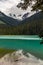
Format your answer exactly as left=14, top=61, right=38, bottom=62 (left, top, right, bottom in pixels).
left=22, top=12, right=29, bottom=19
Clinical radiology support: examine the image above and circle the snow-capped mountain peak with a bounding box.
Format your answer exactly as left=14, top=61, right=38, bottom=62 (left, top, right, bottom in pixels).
left=0, top=0, right=36, bottom=20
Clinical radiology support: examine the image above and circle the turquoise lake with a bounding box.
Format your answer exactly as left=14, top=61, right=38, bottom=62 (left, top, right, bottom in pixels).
left=0, top=35, right=43, bottom=59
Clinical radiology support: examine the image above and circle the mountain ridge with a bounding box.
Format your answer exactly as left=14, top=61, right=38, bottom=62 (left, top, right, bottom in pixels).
left=0, top=11, right=43, bottom=26
left=0, top=11, right=20, bottom=26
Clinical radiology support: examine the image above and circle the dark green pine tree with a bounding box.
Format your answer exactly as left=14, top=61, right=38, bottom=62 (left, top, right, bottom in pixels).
left=23, top=0, right=43, bottom=41
left=17, top=0, right=43, bottom=38
left=32, top=0, right=43, bottom=11
left=19, top=0, right=43, bottom=11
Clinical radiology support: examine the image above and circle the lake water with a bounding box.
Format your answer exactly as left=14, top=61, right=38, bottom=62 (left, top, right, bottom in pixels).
left=0, top=35, right=43, bottom=59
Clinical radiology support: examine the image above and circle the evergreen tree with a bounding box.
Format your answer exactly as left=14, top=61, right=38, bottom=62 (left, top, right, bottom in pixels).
left=17, top=0, right=43, bottom=11
left=32, top=0, right=43, bottom=11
